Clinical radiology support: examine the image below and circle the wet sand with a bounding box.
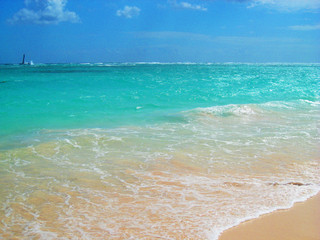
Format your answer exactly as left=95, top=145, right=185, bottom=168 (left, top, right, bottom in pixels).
left=219, top=192, right=320, bottom=240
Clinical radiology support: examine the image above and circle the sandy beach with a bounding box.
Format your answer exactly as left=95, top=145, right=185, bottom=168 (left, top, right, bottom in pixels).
left=219, top=193, right=320, bottom=240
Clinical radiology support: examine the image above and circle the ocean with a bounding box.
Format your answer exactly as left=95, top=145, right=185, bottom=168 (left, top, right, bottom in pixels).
left=0, top=63, right=319, bottom=239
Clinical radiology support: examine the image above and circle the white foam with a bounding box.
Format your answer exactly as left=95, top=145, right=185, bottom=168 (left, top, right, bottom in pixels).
left=301, top=99, right=320, bottom=106
left=191, top=104, right=261, bottom=118
left=64, top=139, right=81, bottom=148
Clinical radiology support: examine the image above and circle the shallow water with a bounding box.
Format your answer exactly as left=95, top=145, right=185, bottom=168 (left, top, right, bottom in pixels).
left=0, top=63, right=319, bottom=239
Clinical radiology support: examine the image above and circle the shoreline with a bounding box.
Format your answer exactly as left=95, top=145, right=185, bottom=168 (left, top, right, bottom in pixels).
left=219, top=192, right=320, bottom=240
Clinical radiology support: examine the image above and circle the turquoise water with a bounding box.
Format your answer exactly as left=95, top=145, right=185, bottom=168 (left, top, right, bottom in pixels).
left=0, top=63, right=319, bottom=239
left=1, top=63, right=319, bottom=148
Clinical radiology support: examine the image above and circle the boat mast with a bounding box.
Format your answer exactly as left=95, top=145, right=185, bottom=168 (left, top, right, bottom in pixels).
left=21, top=54, right=25, bottom=64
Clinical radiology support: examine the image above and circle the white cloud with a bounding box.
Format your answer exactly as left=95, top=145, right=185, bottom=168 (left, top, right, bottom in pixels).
left=248, top=0, right=320, bottom=11
left=116, top=6, right=141, bottom=18
left=169, top=0, right=207, bottom=11
left=180, top=2, right=208, bottom=11
left=8, top=0, right=79, bottom=24
left=289, top=24, right=320, bottom=30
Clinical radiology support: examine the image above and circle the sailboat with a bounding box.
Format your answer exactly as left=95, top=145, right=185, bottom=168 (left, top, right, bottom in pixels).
left=20, top=54, right=34, bottom=65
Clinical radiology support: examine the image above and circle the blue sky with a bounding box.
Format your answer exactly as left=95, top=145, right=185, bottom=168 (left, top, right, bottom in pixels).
left=0, top=0, right=319, bottom=63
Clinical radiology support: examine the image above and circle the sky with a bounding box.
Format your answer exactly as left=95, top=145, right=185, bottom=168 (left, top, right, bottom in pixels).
left=0, top=0, right=319, bottom=63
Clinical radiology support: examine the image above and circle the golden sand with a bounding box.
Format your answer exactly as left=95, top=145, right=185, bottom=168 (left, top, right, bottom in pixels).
left=219, top=193, right=320, bottom=240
